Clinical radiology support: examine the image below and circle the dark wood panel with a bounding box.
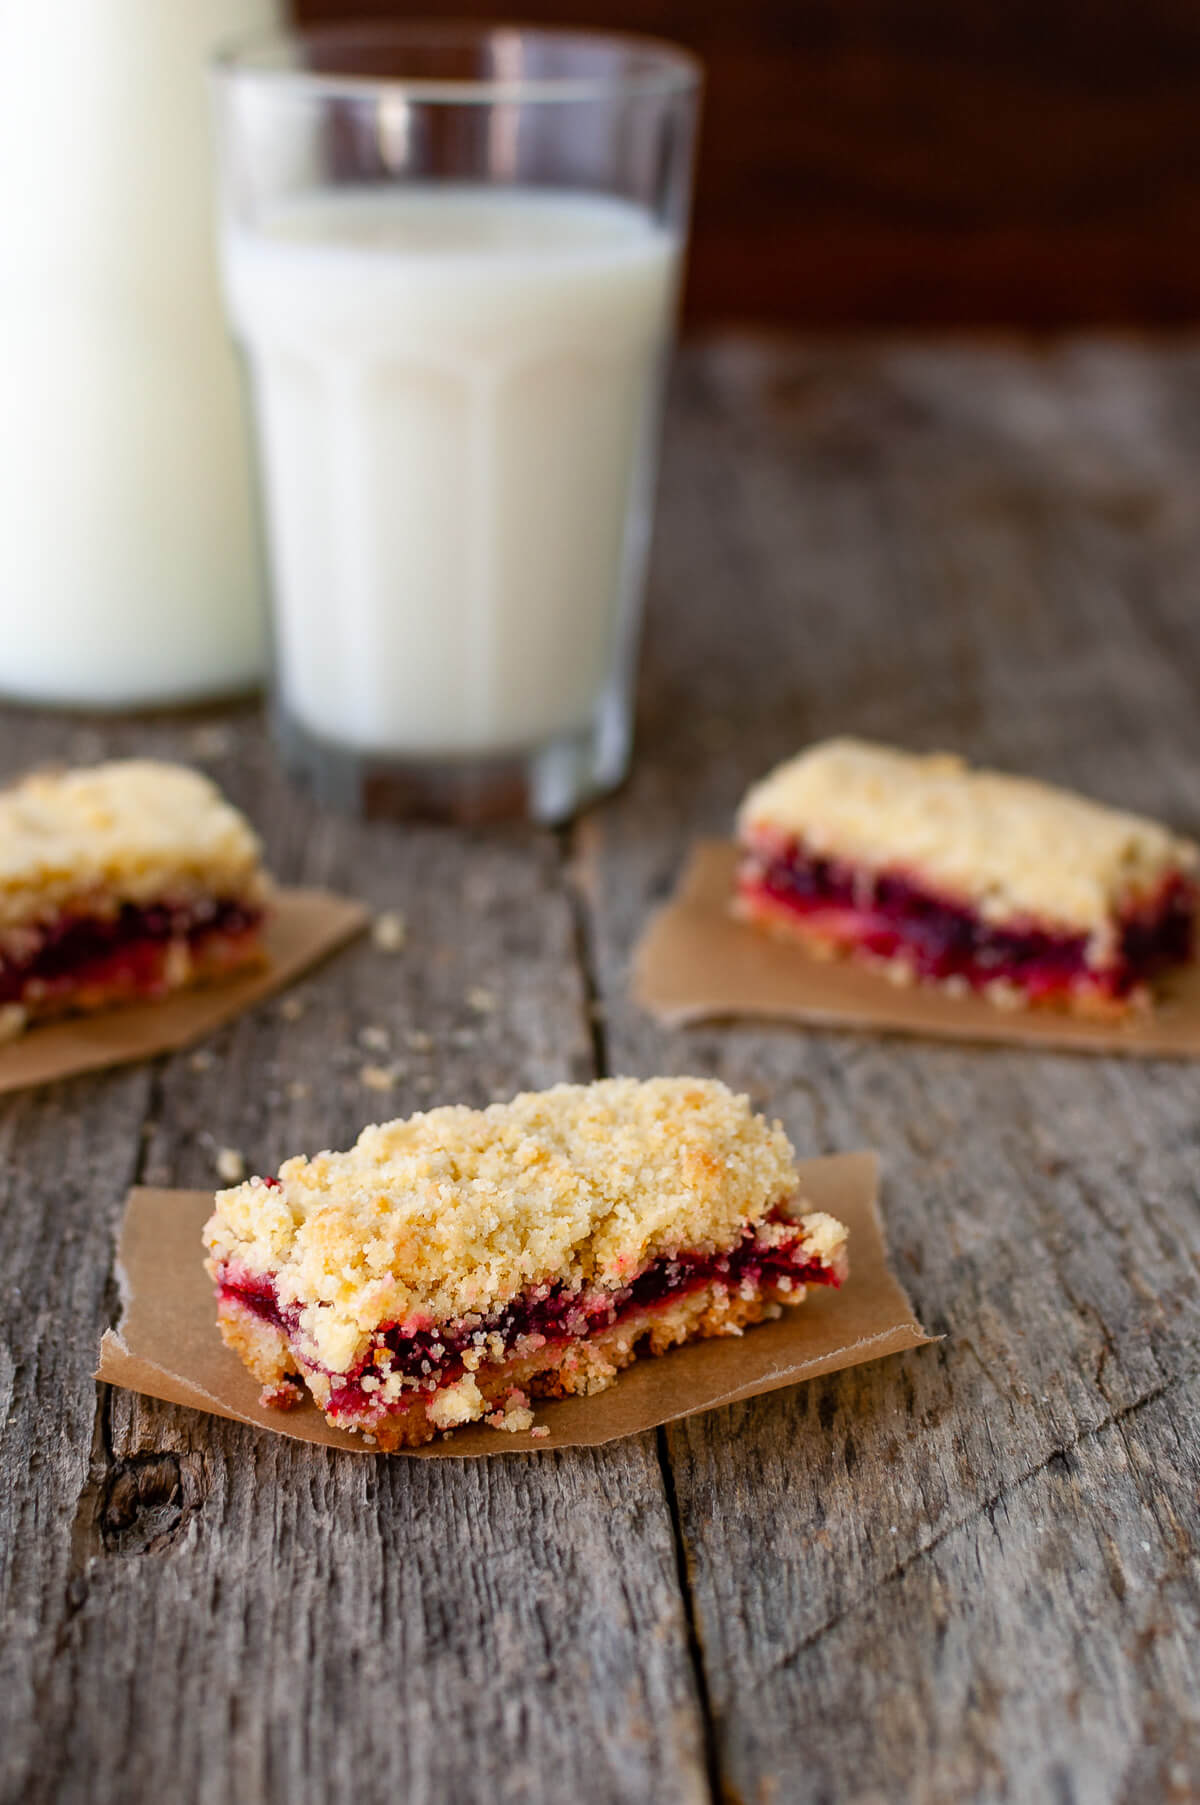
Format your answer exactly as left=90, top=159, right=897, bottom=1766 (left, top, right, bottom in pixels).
left=295, top=0, right=1200, bottom=325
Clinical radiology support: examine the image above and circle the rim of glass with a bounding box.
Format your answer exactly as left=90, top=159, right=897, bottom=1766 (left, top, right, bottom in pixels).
left=214, top=21, right=702, bottom=105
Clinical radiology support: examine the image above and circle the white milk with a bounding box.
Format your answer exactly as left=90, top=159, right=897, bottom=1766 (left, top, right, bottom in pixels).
left=224, top=187, right=679, bottom=759
left=0, top=0, right=279, bottom=708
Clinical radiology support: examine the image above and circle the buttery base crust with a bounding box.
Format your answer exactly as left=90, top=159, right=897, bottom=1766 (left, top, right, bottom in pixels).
left=217, top=1277, right=801, bottom=1450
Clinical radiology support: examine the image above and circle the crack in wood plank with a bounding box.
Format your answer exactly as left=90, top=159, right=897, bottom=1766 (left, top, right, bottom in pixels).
left=564, top=825, right=722, bottom=1805
left=656, top=1435, right=725, bottom=1805
left=758, top=1361, right=1197, bottom=1677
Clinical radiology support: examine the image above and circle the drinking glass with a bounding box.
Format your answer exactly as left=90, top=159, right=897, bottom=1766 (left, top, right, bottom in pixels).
left=213, top=24, right=700, bottom=821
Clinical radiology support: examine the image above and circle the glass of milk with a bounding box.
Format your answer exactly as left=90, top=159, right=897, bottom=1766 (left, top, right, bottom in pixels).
left=214, top=24, right=700, bottom=822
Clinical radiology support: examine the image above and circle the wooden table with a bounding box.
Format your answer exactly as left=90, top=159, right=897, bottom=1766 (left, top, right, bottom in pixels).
left=3, top=339, right=1199, bottom=1805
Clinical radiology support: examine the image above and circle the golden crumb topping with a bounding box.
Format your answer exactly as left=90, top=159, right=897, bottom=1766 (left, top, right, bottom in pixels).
left=738, top=738, right=1197, bottom=956
left=203, top=1077, right=803, bottom=1374
left=0, top=760, right=266, bottom=930
left=791, top=1210, right=848, bottom=1273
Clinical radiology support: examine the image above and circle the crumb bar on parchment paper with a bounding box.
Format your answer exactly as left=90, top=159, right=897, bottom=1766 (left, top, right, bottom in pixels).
left=203, top=1077, right=849, bottom=1449
left=736, top=738, right=1198, bottom=1017
left=0, top=760, right=268, bottom=1037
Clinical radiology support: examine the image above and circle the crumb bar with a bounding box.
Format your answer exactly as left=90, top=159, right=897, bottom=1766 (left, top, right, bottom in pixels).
left=0, top=760, right=268, bottom=1035
left=203, top=1077, right=849, bottom=1448
left=736, top=738, right=1198, bottom=1015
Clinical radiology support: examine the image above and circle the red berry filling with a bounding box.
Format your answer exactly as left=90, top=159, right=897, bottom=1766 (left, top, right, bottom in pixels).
left=0, top=898, right=263, bottom=1008
left=739, top=842, right=1195, bottom=1004
left=218, top=1206, right=839, bottom=1420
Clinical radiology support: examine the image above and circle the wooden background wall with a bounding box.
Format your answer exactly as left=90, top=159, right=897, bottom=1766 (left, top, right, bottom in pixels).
left=295, top=0, right=1200, bottom=328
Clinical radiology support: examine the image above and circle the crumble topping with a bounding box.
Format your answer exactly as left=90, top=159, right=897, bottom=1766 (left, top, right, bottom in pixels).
left=0, top=760, right=267, bottom=931
left=204, top=1076, right=802, bottom=1374
left=776, top=1208, right=844, bottom=1265
left=738, top=738, right=1198, bottom=944
left=426, top=1374, right=486, bottom=1430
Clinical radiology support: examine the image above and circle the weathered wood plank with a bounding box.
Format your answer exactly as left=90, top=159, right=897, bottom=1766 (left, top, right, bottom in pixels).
left=681, top=1372, right=1200, bottom=1803
left=0, top=711, right=709, bottom=1805
left=584, top=339, right=1200, bottom=1802
left=0, top=1068, right=153, bottom=1793
left=6, top=340, right=1200, bottom=1805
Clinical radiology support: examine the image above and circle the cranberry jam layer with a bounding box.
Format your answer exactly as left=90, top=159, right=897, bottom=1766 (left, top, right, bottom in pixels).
left=738, top=846, right=1196, bottom=1012
left=0, top=898, right=266, bottom=1023
left=214, top=1205, right=846, bottom=1448
left=735, top=739, right=1200, bottom=1016
left=202, top=1077, right=851, bottom=1449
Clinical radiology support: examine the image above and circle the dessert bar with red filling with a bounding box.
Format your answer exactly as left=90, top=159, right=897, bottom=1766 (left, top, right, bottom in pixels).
left=0, top=759, right=269, bottom=1035
left=203, top=1077, right=849, bottom=1448
left=736, top=739, right=1198, bottom=1015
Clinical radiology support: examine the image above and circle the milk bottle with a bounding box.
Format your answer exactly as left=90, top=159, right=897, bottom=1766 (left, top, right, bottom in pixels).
left=0, top=1, right=280, bottom=706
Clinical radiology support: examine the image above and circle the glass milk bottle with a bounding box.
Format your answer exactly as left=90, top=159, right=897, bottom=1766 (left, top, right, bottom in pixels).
left=0, top=0, right=281, bottom=709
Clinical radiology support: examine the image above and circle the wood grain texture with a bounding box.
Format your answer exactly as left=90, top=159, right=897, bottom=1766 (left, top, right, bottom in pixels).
left=581, top=337, right=1200, bottom=1801
left=3, top=339, right=1200, bottom=1803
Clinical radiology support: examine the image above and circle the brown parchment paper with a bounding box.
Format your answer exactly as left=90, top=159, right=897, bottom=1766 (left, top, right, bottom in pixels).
left=634, top=841, right=1200, bottom=1058
left=0, top=889, right=368, bottom=1094
left=95, top=1152, right=930, bottom=1457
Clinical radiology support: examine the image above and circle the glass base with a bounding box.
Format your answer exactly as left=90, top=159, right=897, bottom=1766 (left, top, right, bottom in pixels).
left=275, top=701, right=632, bottom=825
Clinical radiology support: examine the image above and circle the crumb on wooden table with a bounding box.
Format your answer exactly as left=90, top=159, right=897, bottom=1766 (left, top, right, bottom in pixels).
left=189, top=725, right=234, bottom=760
left=486, top=1388, right=536, bottom=1434
left=372, top=911, right=407, bottom=953
left=0, top=1005, right=27, bottom=1043
left=215, top=1147, right=246, bottom=1184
